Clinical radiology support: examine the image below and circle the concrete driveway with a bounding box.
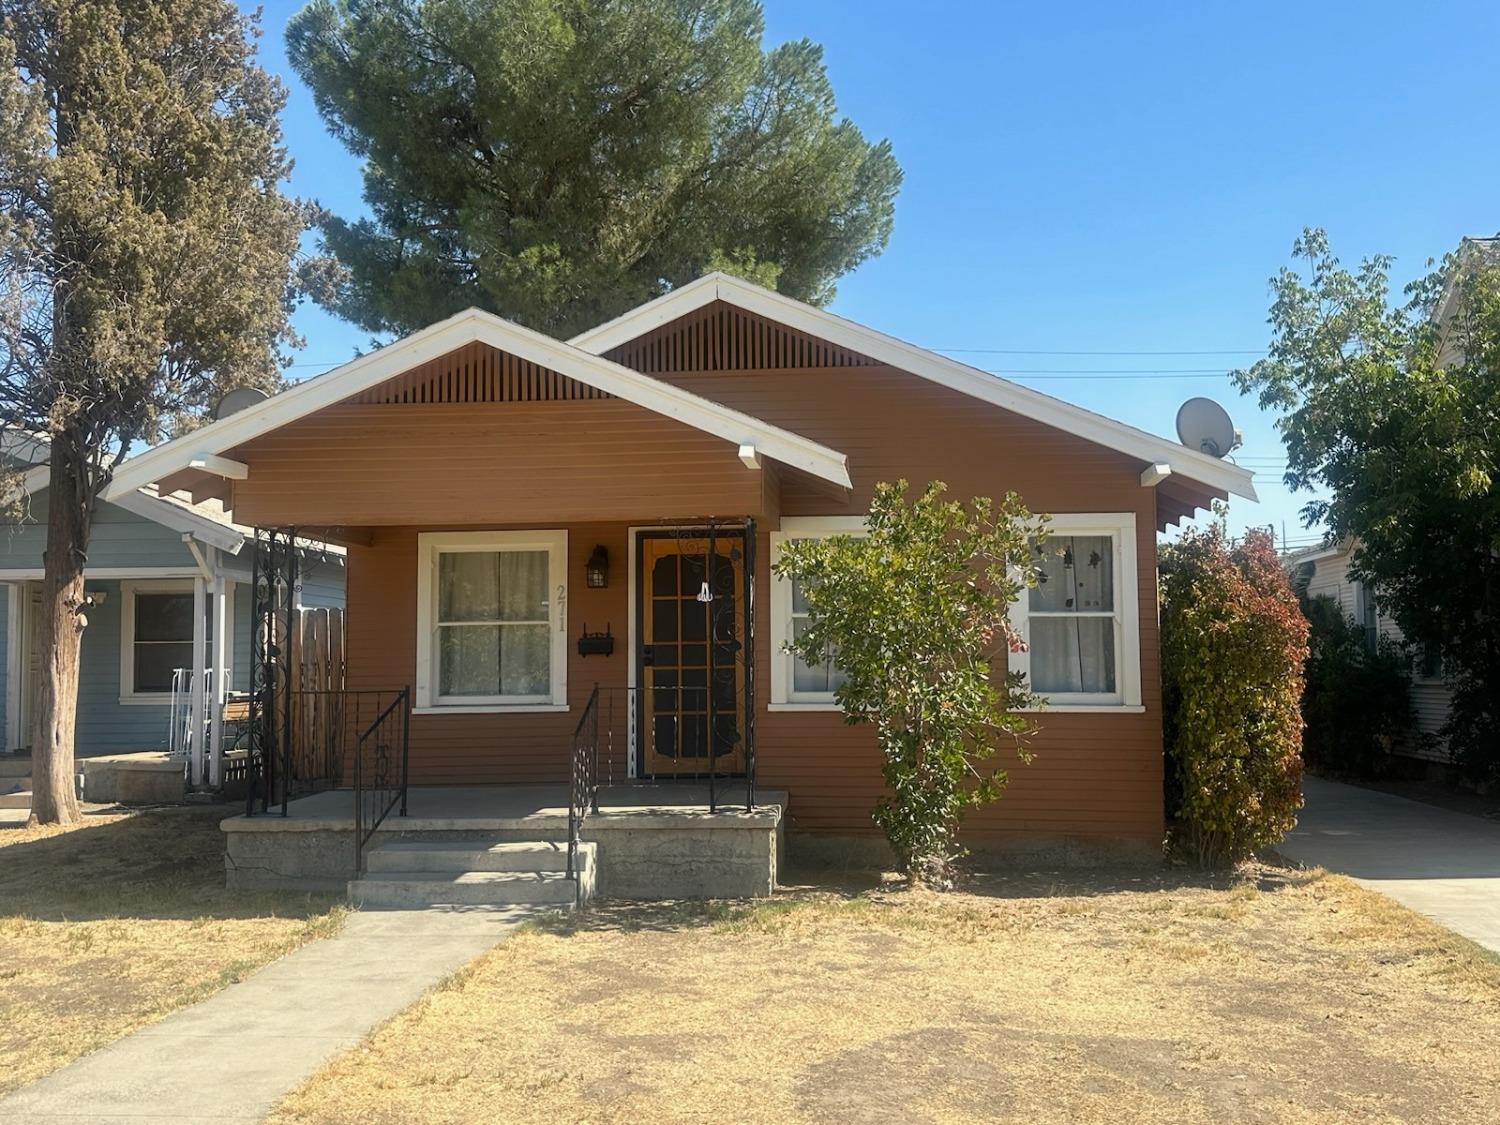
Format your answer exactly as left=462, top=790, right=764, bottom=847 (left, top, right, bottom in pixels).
left=1281, top=775, right=1500, bottom=955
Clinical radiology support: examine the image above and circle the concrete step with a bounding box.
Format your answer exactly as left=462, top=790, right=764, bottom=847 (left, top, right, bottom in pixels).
left=0, top=807, right=28, bottom=829
left=365, top=839, right=589, bottom=875
left=349, top=870, right=579, bottom=910
left=0, top=757, right=32, bottom=779
left=0, top=790, right=32, bottom=810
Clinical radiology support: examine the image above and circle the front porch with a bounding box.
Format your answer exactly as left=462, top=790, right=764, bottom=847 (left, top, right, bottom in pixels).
left=223, top=783, right=787, bottom=901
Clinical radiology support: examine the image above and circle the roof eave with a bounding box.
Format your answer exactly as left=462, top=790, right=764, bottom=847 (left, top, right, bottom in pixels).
left=104, top=305, right=852, bottom=501
left=571, top=273, right=1258, bottom=503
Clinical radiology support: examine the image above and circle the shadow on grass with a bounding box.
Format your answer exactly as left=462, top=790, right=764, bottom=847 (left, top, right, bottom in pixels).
left=525, top=854, right=1321, bottom=939
left=0, top=805, right=338, bottom=924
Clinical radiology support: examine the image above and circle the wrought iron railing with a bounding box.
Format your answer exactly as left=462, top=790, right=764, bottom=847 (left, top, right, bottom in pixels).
left=353, top=687, right=411, bottom=872
left=567, top=685, right=601, bottom=894
left=247, top=689, right=406, bottom=814
left=591, top=686, right=753, bottom=808
left=566, top=681, right=758, bottom=895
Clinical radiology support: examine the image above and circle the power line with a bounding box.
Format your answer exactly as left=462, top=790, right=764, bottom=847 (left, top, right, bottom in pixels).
left=976, top=368, right=1251, bottom=382
left=934, top=347, right=1265, bottom=357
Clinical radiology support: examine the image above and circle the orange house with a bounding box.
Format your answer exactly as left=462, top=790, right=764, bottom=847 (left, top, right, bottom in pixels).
left=107, top=274, right=1254, bottom=902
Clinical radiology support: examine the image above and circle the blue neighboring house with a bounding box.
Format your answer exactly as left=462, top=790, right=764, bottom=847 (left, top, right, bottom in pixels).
left=0, top=436, right=345, bottom=771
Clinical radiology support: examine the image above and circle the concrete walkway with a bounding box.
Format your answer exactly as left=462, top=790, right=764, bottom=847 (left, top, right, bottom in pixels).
left=0, top=908, right=529, bottom=1124
left=1281, top=776, right=1500, bottom=954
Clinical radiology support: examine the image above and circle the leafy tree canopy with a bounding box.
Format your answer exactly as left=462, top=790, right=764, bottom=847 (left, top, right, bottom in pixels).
left=0, top=0, right=306, bottom=822
left=773, top=481, right=1041, bottom=885
left=0, top=0, right=305, bottom=458
left=1234, top=229, right=1500, bottom=779
left=287, top=0, right=902, bottom=337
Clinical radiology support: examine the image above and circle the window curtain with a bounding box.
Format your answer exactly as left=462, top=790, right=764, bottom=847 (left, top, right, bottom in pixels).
left=1029, top=535, right=1115, bottom=694
left=438, top=550, right=550, bottom=697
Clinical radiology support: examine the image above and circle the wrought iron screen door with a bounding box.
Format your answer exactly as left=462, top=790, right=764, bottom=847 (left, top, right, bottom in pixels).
left=637, top=529, right=745, bottom=777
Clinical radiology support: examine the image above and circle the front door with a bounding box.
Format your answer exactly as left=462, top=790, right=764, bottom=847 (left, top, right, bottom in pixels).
left=637, top=530, right=745, bottom=778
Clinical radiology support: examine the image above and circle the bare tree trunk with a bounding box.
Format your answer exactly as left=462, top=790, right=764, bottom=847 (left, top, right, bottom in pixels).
left=31, top=434, right=92, bottom=825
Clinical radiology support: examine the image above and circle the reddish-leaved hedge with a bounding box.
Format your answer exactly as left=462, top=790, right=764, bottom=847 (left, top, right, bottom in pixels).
left=1160, top=525, right=1309, bottom=867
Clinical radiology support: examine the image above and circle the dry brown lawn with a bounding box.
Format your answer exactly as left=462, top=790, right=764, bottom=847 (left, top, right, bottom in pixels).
left=0, top=805, right=344, bottom=1095
left=271, top=864, right=1500, bottom=1125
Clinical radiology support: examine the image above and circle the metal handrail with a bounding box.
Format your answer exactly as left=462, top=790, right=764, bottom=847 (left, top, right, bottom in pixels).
left=353, top=686, right=411, bottom=873
left=567, top=685, right=601, bottom=898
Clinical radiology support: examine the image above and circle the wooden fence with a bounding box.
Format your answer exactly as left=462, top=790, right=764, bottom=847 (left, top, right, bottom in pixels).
left=287, top=606, right=347, bottom=787
left=229, top=606, right=347, bottom=791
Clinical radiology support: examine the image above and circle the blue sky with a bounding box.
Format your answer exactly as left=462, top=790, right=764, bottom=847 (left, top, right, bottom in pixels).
left=249, top=0, right=1500, bottom=546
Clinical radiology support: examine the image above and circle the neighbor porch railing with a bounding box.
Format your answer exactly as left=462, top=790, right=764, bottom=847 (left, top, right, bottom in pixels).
left=166, top=667, right=208, bottom=762
left=353, top=687, right=411, bottom=872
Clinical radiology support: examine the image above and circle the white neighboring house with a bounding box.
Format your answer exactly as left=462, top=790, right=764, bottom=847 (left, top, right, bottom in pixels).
left=1289, top=539, right=1454, bottom=761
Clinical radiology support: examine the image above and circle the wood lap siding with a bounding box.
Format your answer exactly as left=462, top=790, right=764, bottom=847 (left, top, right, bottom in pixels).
left=237, top=324, right=1168, bottom=844
left=346, top=524, right=632, bottom=784
left=227, top=398, right=766, bottom=527
left=612, top=304, right=1165, bottom=845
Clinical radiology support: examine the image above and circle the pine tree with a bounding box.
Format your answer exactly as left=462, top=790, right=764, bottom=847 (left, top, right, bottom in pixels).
left=288, top=0, right=902, bottom=337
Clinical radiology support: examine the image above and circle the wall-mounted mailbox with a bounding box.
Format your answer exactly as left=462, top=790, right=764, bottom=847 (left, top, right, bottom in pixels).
left=577, top=624, right=614, bottom=658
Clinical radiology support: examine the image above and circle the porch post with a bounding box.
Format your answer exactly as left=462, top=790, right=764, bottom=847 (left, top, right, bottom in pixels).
left=208, top=565, right=227, bottom=789
left=744, top=517, right=756, bottom=812
left=189, top=573, right=207, bottom=787
left=4, top=583, right=20, bottom=753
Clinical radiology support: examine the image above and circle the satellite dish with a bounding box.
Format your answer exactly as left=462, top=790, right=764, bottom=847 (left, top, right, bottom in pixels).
left=213, top=387, right=269, bottom=420
left=1175, top=397, right=1240, bottom=458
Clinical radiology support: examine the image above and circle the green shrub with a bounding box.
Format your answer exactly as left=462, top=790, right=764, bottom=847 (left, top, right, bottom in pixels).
left=1300, top=595, right=1415, bottom=776
left=1160, top=525, right=1309, bottom=867
left=772, top=480, right=1043, bottom=886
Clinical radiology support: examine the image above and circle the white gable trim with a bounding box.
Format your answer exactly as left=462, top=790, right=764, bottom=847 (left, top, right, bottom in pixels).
left=571, top=273, right=1257, bottom=502
left=19, top=465, right=246, bottom=554
left=104, top=308, right=851, bottom=501
left=112, top=491, right=246, bottom=554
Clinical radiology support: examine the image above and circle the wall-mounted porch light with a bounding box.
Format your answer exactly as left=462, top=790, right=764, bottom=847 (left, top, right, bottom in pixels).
left=585, top=545, right=609, bottom=589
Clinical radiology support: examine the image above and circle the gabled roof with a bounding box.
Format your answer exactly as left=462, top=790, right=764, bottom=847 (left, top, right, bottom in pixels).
left=12, top=440, right=247, bottom=554
left=1282, top=538, right=1350, bottom=568
left=571, top=273, right=1258, bottom=502
left=105, top=306, right=852, bottom=501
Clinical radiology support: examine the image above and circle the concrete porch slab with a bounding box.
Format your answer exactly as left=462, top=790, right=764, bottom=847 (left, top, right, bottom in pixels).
left=222, top=782, right=785, bottom=833
left=79, top=753, right=185, bottom=805
left=224, top=784, right=786, bottom=901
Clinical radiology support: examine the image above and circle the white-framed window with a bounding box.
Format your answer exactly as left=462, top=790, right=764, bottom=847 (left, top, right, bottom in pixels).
left=1415, top=644, right=1446, bottom=684
left=415, top=530, right=568, bottom=712
left=769, top=516, right=866, bottom=709
left=119, top=579, right=201, bottom=703
left=1010, top=513, right=1142, bottom=711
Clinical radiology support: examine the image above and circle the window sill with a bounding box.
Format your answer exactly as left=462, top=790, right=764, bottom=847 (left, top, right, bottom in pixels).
left=1018, top=704, right=1146, bottom=714
left=119, top=695, right=175, bottom=707
left=767, top=702, right=844, bottom=713
left=411, top=704, right=569, bottom=716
